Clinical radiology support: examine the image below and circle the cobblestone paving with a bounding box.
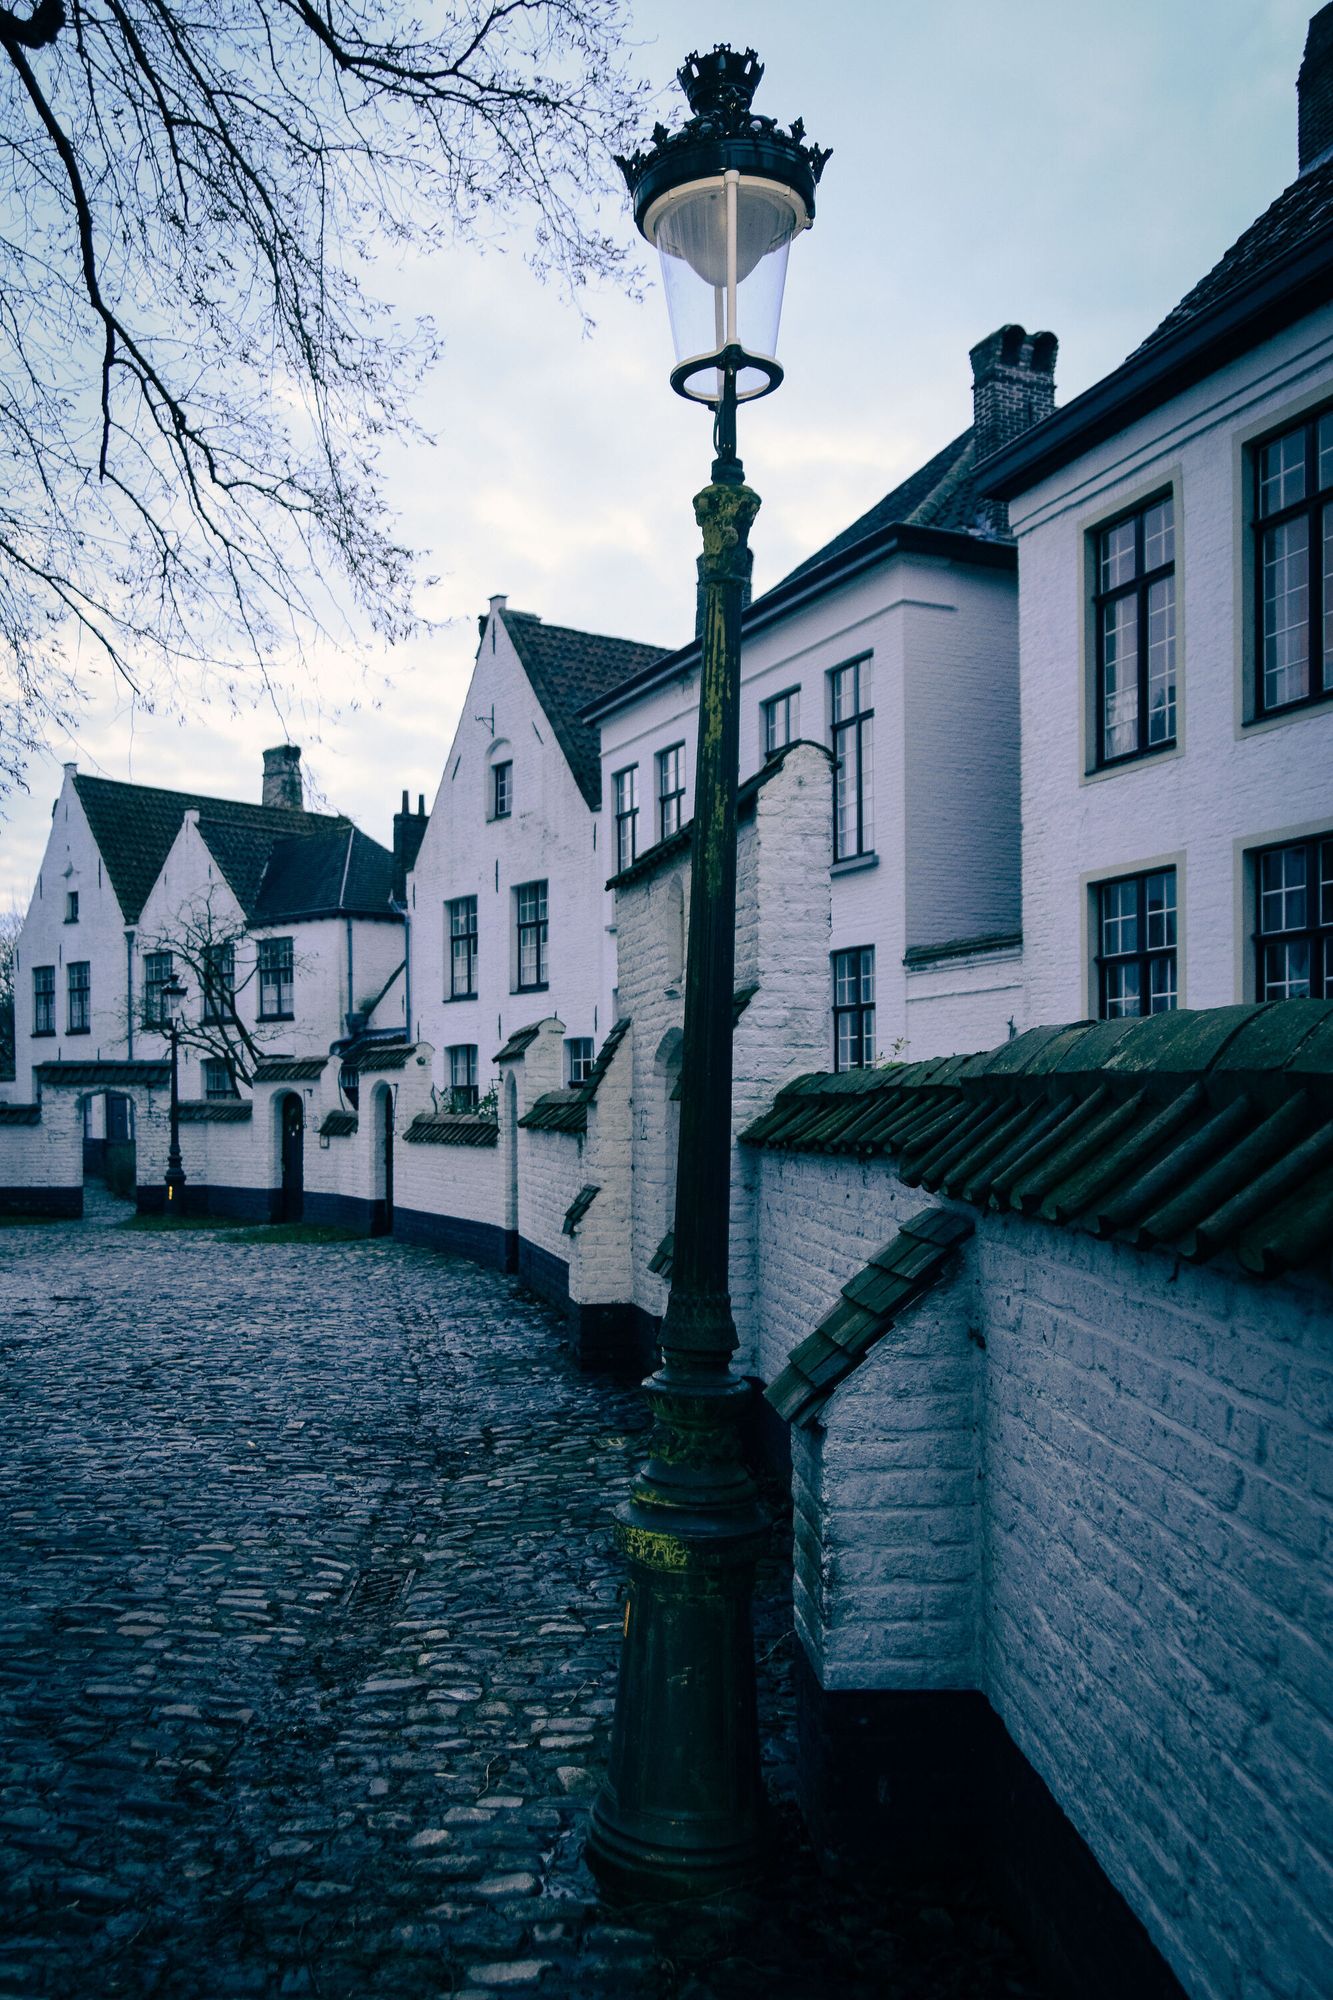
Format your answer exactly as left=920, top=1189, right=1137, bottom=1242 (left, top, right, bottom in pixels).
left=0, top=1213, right=1044, bottom=1999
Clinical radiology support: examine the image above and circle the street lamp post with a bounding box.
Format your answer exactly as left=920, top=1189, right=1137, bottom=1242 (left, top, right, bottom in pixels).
left=159, top=972, right=188, bottom=1213
left=588, top=47, right=828, bottom=1902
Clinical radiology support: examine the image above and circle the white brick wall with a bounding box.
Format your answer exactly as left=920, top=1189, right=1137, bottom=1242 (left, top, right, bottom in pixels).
left=755, top=1146, right=1333, bottom=2000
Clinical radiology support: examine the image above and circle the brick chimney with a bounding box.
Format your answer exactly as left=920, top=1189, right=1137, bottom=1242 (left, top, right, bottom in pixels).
left=970, top=324, right=1058, bottom=534
left=1299, top=3, right=1333, bottom=171
left=262, top=743, right=303, bottom=811
left=392, top=788, right=428, bottom=899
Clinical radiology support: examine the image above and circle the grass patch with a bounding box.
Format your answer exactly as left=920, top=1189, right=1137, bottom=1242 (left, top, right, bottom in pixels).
left=226, top=1222, right=362, bottom=1245
left=118, top=1212, right=242, bottom=1233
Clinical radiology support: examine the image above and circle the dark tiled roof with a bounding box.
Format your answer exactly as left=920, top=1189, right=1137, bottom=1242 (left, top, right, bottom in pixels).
left=320, top=1109, right=358, bottom=1137
left=252, top=1057, right=328, bottom=1083
left=72, top=774, right=348, bottom=925
left=251, top=825, right=397, bottom=923
left=344, top=1040, right=413, bottom=1073
left=36, top=1060, right=170, bottom=1087
left=649, top=1230, right=674, bottom=1279
left=494, top=1022, right=546, bottom=1065
left=563, top=1184, right=600, bottom=1235
left=520, top=1018, right=631, bottom=1135
left=503, top=612, right=669, bottom=811
left=903, top=931, right=1022, bottom=970
left=767, top=1207, right=975, bottom=1427
left=1134, top=157, right=1333, bottom=355
left=402, top=1111, right=498, bottom=1147
left=775, top=428, right=993, bottom=590
left=178, top=1100, right=253, bottom=1124
left=742, top=1004, right=1333, bottom=1282
left=0, top=1104, right=40, bottom=1125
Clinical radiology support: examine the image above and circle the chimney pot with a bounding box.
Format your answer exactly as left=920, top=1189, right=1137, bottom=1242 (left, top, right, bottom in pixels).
left=401, top=788, right=409, bottom=815
left=418, top=794, right=425, bottom=816
left=489, top=593, right=508, bottom=617
left=262, top=743, right=303, bottom=812
left=970, top=324, right=1058, bottom=534
left=1299, top=3, right=1333, bottom=172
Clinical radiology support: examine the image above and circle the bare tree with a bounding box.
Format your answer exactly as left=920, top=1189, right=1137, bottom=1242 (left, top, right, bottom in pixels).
left=138, top=889, right=308, bottom=1088
left=0, top=907, right=20, bottom=1077
left=0, top=0, right=646, bottom=800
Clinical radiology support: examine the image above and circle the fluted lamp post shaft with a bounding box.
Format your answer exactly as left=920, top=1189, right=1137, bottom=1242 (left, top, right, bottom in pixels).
left=588, top=46, right=828, bottom=1902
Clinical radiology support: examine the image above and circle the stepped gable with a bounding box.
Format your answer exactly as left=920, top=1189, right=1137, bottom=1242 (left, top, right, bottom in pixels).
left=503, top=613, right=669, bottom=810
left=742, top=1003, right=1333, bottom=1283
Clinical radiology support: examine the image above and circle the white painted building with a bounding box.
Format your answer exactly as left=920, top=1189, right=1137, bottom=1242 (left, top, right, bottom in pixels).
left=586, top=328, right=1060, bottom=1067
left=981, top=22, right=1333, bottom=1028
left=7, top=748, right=406, bottom=1114
left=406, top=598, right=666, bottom=1108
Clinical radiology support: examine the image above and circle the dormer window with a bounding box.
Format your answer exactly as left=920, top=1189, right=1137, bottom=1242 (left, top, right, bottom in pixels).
left=492, top=761, right=513, bottom=819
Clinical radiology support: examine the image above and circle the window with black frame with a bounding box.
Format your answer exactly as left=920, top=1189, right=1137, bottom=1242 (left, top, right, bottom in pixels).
left=258, top=936, right=294, bottom=1019
left=613, top=767, right=638, bottom=871
left=448, top=895, right=478, bottom=999
left=830, top=658, right=873, bottom=860
left=448, top=1043, right=479, bottom=1109
left=1254, top=408, right=1333, bottom=717
left=762, top=686, right=799, bottom=758
left=1254, top=835, right=1333, bottom=999
left=492, top=760, right=513, bottom=819
left=657, top=744, right=685, bottom=839
left=515, top=880, right=548, bottom=991
left=66, top=960, right=90, bottom=1034
left=1095, top=869, right=1177, bottom=1017
left=566, top=1036, right=594, bottom=1085
left=203, top=1058, right=238, bottom=1100
left=1093, top=494, right=1176, bottom=764
left=202, top=940, right=235, bottom=1021
left=832, top=946, right=875, bottom=1070
left=143, top=949, right=173, bottom=1027
left=32, top=965, right=55, bottom=1036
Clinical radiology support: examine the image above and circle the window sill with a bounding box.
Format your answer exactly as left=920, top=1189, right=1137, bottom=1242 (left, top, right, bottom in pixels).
left=444, top=992, right=478, bottom=1004
left=31, top=1030, right=56, bottom=1039
left=1082, top=741, right=1181, bottom=783
left=63, top=918, right=79, bottom=925
left=1245, top=691, right=1333, bottom=730
left=514, top=984, right=549, bottom=996
left=65, top=1027, right=91, bottom=1037
left=258, top=1012, right=295, bottom=1023
left=831, top=852, right=879, bottom=877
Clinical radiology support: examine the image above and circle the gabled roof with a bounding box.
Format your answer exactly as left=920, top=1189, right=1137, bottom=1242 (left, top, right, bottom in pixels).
left=775, top=427, right=988, bottom=589
left=520, top=1017, right=630, bottom=1135
left=981, top=156, right=1333, bottom=503
left=72, top=773, right=348, bottom=925
left=502, top=612, right=669, bottom=810
left=201, top=819, right=396, bottom=925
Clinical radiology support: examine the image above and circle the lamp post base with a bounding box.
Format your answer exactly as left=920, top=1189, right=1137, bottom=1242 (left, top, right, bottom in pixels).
left=587, top=1492, right=768, bottom=1903
left=163, top=1167, right=186, bottom=1213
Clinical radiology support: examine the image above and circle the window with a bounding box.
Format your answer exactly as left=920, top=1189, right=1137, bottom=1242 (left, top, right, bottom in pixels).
left=1254, top=835, right=1333, bottom=999
left=657, top=744, right=686, bottom=840
left=832, top=946, right=875, bottom=1071
left=203, top=1058, right=238, bottom=1100
left=143, top=949, right=174, bottom=1028
left=515, top=880, right=548, bottom=991
left=492, top=760, right=513, bottom=819
left=1095, top=869, right=1177, bottom=1017
left=448, top=895, right=478, bottom=999
left=1093, top=494, right=1176, bottom=764
left=614, top=766, right=639, bottom=871
left=64, top=890, right=79, bottom=923
left=66, top=961, right=90, bottom=1034
left=762, top=686, right=799, bottom=758
left=447, top=1044, right=479, bottom=1110
left=1254, top=408, right=1333, bottom=716
left=202, top=941, right=235, bottom=1022
left=566, top=1036, right=595, bottom=1086
left=32, top=965, right=55, bottom=1036
left=830, top=658, right=874, bottom=860
left=258, top=936, right=294, bottom=1019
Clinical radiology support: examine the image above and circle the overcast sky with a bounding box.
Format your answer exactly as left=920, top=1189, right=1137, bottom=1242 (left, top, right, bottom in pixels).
left=0, top=0, right=1318, bottom=908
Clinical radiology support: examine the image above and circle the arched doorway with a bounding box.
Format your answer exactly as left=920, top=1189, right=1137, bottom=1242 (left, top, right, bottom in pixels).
left=371, top=1082, right=394, bottom=1235
left=279, top=1093, right=304, bottom=1222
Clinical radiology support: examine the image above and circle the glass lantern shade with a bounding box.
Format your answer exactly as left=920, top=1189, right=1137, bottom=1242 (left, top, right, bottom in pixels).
left=644, top=172, right=807, bottom=403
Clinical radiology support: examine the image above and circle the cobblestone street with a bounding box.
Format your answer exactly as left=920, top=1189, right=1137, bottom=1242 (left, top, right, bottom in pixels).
left=0, top=1213, right=1043, bottom=1999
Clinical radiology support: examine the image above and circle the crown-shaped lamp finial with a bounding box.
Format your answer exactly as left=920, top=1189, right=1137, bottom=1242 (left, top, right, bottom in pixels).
left=676, top=46, right=763, bottom=121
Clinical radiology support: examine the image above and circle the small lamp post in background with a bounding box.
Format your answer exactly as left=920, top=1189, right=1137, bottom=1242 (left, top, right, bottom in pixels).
left=158, top=972, right=188, bottom=1213
left=588, top=47, right=828, bottom=1900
